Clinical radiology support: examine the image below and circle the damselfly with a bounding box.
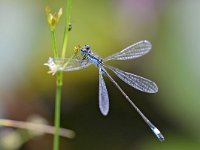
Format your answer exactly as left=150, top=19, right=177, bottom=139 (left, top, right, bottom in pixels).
left=45, top=40, right=164, bottom=141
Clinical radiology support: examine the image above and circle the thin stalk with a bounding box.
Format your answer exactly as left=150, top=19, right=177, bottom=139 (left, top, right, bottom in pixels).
left=0, top=119, right=75, bottom=138
left=53, top=75, right=62, bottom=150
left=61, top=0, right=72, bottom=58
left=51, top=28, right=62, bottom=150
left=51, top=30, right=58, bottom=57
left=50, top=23, right=63, bottom=150
left=53, top=1, right=72, bottom=150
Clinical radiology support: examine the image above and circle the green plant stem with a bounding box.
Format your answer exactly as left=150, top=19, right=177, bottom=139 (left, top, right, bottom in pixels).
left=51, top=30, right=58, bottom=57
left=51, top=27, right=62, bottom=150
left=52, top=1, right=72, bottom=150
left=53, top=72, right=62, bottom=150
left=61, top=0, right=72, bottom=58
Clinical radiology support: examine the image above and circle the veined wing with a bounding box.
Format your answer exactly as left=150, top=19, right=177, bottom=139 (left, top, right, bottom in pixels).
left=103, top=40, right=152, bottom=61
left=105, top=65, right=158, bottom=93
left=53, top=58, right=91, bottom=71
left=102, top=67, right=164, bottom=141
left=99, top=68, right=109, bottom=116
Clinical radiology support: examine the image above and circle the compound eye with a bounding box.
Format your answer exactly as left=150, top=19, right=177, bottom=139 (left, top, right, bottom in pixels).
left=85, top=45, right=90, bottom=50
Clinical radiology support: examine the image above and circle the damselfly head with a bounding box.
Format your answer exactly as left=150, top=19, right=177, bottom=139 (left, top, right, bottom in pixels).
left=80, top=45, right=91, bottom=55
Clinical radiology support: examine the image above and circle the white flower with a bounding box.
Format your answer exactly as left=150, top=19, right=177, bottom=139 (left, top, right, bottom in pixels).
left=44, top=57, right=61, bottom=75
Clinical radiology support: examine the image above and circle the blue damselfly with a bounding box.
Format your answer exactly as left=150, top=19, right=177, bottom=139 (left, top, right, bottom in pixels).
left=45, top=40, right=164, bottom=141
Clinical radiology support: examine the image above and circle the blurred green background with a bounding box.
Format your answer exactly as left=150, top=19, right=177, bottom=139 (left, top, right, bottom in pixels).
left=0, top=0, right=200, bottom=150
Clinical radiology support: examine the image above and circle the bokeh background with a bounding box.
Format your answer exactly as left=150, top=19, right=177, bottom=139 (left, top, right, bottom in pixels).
left=0, top=0, right=200, bottom=150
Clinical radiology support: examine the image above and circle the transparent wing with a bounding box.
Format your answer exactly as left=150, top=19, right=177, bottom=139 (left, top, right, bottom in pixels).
left=105, top=65, right=158, bottom=93
left=103, top=40, right=152, bottom=61
left=99, top=68, right=109, bottom=116
left=102, top=68, right=164, bottom=141
left=53, top=58, right=91, bottom=71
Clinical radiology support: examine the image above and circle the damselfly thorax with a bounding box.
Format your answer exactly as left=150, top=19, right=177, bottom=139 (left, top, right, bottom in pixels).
left=80, top=45, right=103, bottom=68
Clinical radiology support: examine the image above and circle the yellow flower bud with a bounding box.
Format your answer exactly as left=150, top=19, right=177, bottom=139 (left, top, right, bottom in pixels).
left=46, top=6, right=62, bottom=31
